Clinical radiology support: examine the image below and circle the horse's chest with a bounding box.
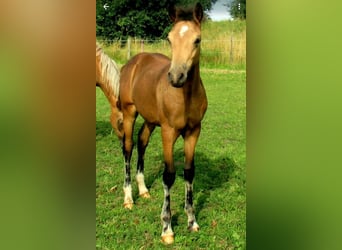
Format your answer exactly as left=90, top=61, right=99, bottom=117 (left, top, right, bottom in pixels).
left=164, top=96, right=206, bottom=129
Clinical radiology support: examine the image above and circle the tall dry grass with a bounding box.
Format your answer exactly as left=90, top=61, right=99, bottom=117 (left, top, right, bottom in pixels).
left=201, top=20, right=246, bottom=67
left=97, top=20, right=246, bottom=69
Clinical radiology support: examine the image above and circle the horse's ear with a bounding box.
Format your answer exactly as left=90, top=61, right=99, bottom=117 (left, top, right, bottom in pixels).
left=194, top=2, right=203, bottom=23
left=168, top=4, right=177, bottom=22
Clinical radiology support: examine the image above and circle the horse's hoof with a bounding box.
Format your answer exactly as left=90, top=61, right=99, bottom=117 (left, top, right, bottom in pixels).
left=140, top=192, right=151, bottom=198
left=161, top=235, right=174, bottom=244
left=188, top=223, right=200, bottom=232
left=123, top=202, right=133, bottom=210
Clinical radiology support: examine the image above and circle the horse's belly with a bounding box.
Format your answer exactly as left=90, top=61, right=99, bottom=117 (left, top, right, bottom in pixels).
left=138, top=108, right=160, bottom=124
left=133, top=89, right=160, bottom=124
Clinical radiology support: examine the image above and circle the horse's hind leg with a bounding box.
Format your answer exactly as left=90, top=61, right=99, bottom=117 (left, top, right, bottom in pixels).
left=122, top=106, right=137, bottom=209
left=136, top=122, right=155, bottom=198
left=183, top=125, right=201, bottom=232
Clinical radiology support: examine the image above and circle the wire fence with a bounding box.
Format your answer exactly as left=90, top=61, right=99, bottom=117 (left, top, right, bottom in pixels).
left=97, top=37, right=246, bottom=68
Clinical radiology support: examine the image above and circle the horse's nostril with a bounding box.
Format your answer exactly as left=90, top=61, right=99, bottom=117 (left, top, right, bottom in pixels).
left=168, top=70, right=186, bottom=86
left=167, top=72, right=172, bottom=82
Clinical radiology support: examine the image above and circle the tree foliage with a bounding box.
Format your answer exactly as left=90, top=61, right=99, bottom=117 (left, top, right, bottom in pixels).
left=96, top=0, right=217, bottom=40
left=226, top=0, right=246, bottom=20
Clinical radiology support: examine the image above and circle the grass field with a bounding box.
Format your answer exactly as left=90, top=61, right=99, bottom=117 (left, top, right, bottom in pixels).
left=96, top=68, right=246, bottom=249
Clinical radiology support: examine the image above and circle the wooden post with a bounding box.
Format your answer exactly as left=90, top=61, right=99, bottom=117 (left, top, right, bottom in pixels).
left=230, top=35, right=233, bottom=64
left=127, top=37, right=131, bottom=60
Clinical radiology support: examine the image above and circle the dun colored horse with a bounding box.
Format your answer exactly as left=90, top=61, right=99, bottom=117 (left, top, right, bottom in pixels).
left=118, top=3, right=207, bottom=244
left=96, top=43, right=123, bottom=139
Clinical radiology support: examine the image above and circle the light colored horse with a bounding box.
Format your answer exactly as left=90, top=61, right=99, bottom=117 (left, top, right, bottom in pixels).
left=96, top=43, right=123, bottom=139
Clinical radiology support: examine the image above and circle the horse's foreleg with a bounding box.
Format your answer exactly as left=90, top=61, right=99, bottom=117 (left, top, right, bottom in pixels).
left=183, top=125, right=201, bottom=232
left=160, top=126, right=179, bottom=244
left=122, top=108, right=136, bottom=209
left=136, top=122, right=155, bottom=198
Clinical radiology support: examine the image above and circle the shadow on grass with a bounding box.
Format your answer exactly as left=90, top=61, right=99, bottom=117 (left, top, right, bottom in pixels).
left=173, top=149, right=236, bottom=217
left=136, top=147, right=236, bottom=218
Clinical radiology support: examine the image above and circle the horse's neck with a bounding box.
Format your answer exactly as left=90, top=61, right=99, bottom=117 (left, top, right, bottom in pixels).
left=185, top=63, right=202, bottom=93
left=96, top=52, right=119, bottom=107
left=97, top=68, right=117, bottom=108
left=98, top=81, right=117, bottom=107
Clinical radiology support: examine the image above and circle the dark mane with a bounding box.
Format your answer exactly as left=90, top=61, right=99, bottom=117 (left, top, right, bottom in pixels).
left=168, top=3, right=204, bottom=23
left=175, top=7, right=195, bottom=21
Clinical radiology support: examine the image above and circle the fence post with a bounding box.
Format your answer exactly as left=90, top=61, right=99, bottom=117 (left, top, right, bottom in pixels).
left=127, top=37, right=131, bottom=60
left=141, top=39, right=144, bottom=52
left=230, top=35, right=233, bottom=64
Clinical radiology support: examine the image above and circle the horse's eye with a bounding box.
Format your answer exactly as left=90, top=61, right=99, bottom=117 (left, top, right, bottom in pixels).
left=194, top=38, right=201, bottom=45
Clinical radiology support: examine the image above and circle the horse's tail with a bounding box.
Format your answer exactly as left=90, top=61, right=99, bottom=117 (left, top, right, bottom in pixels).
left=96, top=43, right=124, bottom=140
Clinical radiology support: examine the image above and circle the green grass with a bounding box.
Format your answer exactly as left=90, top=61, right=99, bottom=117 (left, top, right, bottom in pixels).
left=96, top=70, right=246, bottom=249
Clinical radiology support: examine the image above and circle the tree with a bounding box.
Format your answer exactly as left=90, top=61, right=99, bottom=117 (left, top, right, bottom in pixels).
left=96, top=0, right=217, bottom=40
left=226, top=0, right=246, bottom=20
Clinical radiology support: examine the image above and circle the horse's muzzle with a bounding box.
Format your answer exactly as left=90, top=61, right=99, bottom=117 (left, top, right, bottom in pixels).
left=167, top=70, right=187, bottom=88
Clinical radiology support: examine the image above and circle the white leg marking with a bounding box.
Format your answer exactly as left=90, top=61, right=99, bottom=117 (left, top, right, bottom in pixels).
left=123, top=185, right=133, bottom=209
left=184, top=181, right=199, bottom=231
left=136, top=172, right=149, bottom=197
left=161, top=183, right=174, bottom=244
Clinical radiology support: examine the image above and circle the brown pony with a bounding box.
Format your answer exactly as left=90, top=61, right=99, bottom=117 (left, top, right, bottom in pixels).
left=96, top=43, right=123, bottom=139
left=118, top=3, right=207, bottom=244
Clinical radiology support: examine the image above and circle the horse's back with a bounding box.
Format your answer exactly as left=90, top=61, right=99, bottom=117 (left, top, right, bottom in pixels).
left=120, top=52, right=170, bottom=90
left=121, top=52, right=170, bottom=76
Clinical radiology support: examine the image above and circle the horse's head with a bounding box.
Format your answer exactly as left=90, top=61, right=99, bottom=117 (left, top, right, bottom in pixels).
left=167, top=3, right=203, bottom=88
